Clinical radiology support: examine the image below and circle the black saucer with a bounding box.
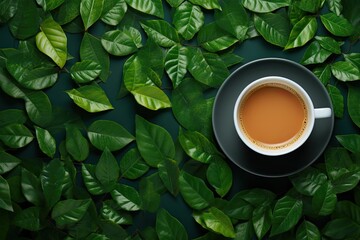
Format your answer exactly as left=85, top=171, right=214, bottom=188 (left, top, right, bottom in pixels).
left=212, top=58, right=334, bottom=177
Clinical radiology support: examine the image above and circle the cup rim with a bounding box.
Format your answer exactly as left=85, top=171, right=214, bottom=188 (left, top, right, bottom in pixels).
left=233, top=76, right=315, bottom=156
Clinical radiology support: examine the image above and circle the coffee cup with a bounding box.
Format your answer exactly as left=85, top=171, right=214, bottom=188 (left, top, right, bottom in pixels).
left=233, top=76, right=332, bottom=156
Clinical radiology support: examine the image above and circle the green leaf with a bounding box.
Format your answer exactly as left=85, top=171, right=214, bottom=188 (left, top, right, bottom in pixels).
left=123, top=56, right=154, bottom=92
left=194, top=207, right=235, bottom=238
left=0, top=109, right=26, bottom=127
left=290, top=167, right=328, bottom=196
left=285, top=16, right=317, bottom=50
left=252, top=204, right=272, bottom=239
left=101, top=0, right=127, bottom=26
left=52, top=199, right=91, bottom=226
left=327, top=84, right=344, bottom=118
left=313, top=65, right=332, bottom=85
left=315, top=36, right=342, bottom=54
left=166, top=0, right=184, bottom=7
left=40, top=159, right=67, bottom=208
left=197, top=22, right=239, bottom=52
left=0, top=151, right=21, bottom=174
left=342, top=0, right=360, bottom=41
left=21, top=167, right=43, bottom=206
left=139, top=174, right=162, bottom=212
left=234, top=221, right=255, bottom=240
left=65, top=125, right=89, bottom=162
left=215, top=0, right=249, bottom=40
left=288, top=4, right=306, bottom=25
left=0, top=176, right=13, bottom=212
left=295, top=0, right=322, bottom=13
left=254, top=12, right=291, bottom=47
left=81, top=164, right=106, bottom=195
left=54, top=0, right=81, bottom=25
left=25, top=91, right=53, bottom=126
left=158, top=158, right=180, bottom=196
left=111, top=184, right=142, bottom=211
left=70, top=60, right=102, bottom=84
left=0, top=123, right=33, bottom=148
left=179, top=129, right=222, bottom=164
left=165, top=45, right=188, bottom=88
left=189, top=0, right=221, bottom=10
left=188, top=48, right=229, bottom=87
left=327, top=0, right=342, bottom=15
left=336, top=134, right=360, bottom=153
left=179, top=171, right=214, bottom=210
left=101, top=28, right=142, bottom=56
left=35, top=126, right=56, bottom=158
left=88, top=120, right=134, bottom=152
left=206, top=158, right=232, bottom=197
left=348, top=85, right=360, bottom=128
left=331, top=170, right=360, bottom=194
left=220, top=52, right=244, bottom=68
left=66, top=84, right=114, bottom=112
left=344, top=53, right=360, bottom=70
left=36, top=18, right=67, bottom=68
left=312, top=181, right=337, bottom=216
left=300, top=41, right=332, bottom=65
left=141, top=20, right=179, bottom=48
left=331, top=61, right=360, bottom=81
left=80, top=32, right=110, bottom=81
left=125, top=0, right=164, bottom=18
left=120, top=148, right=149, bottom=180
left=320, top=12, right=354, bottom=37
left=13, top=207, right=41, bottom=231
left=101, top=200, right=132, bottom=225
left=131, top=85, right=171, bottom=111
left=243, top=0, right=290, bottom=13
left=0, top=67, right=27, bottom=99
left=95, top=148, right=119, bottom=189
left=295, top=220, right=320, bottom=240
left=333, top=200, right=360, bottom=224
left=36, top=0, right=65, bottom=11
left=80, top=0, right=104, bottom=30
left=173, top=2, right=204, bottom=40
left=156, top=209, right=188, bottom=240
left=0, top=0, right=18, bottom=23
left=136, top=115, right=175, bottom=167
left=222, top=193, right=254, bottom=220
left=323, top=218, right=360, bottom=239
left=324, top=147, right=354, bottom=180
left=270, top=196, right=303, bottom=236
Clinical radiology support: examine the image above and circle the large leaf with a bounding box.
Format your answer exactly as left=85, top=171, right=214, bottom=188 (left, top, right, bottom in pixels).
left=123, top=56, right=155, bottom=92
left=141, top=20, right=179, bottom=48
left=348, top=85, right=360, bottom=128
left=188, top=0, right=221, bottom=10
left=36, top=0, right=65, bottom=11
left=66, top=84, right=114, bottom=112
left=243, top=0, right=290, bottom=13
left=52, top=199, right=91, bottom=226
left=0, top=123, right=33, bottom=148
left=21, top=167, right=44, bottom=206
left=254, top=12, right=291, bottom=47
left=81, top=164, right=106, bottom=195
left=156, top=209, right=188, bottom=240
left=344, top=53, right=360, bottom=70
left=65, top=125, right=89, bottom=161
left=320, top=12, right=354, bottom=37
left=0, top=176, right=13, bottom=212
left=111, top=184, right=142, bottom=211
left=295, top=220, right=320, bottom=240
left=131, top=86, right=171, bottom=111
left=13, top=207, right=41, bottom=231
left=173, top=2, right=204, bottom=40
left=35, top=126, right=56, bottom=158
left=270, top=196, right=303, bottom=236
left=252, top=204, right=272, bottom=239
left=158, top=158, right=180, bottom=196
left=206, top=158, right=232, bottom=197
left=285, top=16, right=317, bottom=50
left=36, top=18, right=67, bottom=68
left=119, top=148, right=149, bottom=180
left=331, top=61, right=360, bottom=81
left=324, top=147, right=354, bottom=180
left=312, top=181, right=337, bottom=216
left=95, top=148, right=119, bottom=189
left=300, top=41, right=332, bottom=65
left=24, top=91, right=53, bottom=126
left=333, top=200, right=360, bottom=224
left=0, top=151, right=21, bottom=174
left=313, top=65, right=332, bottom=85
left=323, top=218, right=360, bottom=239
left=88, top=120, right=134, bottom=152
left=290, top=167, right=328, bottom=196
left=165, top=45, right=188, bottom=88
left=327, top=84, right=344, bottom=118
left=125, top=0, right=164, bottom=18
left=101, top=28, right=142, bottom=56
left=9, top=0, right=39, bottom=39
left=80, top=0, right=104, bottom=30
left=101, top=0, right=127, bottom=26
left=70, top=60, right=102, bottom=84
left=178, top=171, right=214, bottom=210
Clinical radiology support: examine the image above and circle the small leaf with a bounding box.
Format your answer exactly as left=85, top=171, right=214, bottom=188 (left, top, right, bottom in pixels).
left=320, top=12, right=354, bottom=37
left=243, top=0, right=289, bottom=13
left=54, top=0, right=81, bottom=25
left=139, top=175, right=162, bottom=212
left=81, top=164, right=106, bottom=195
left=95, top=148, right=119, bottom=189
left=348, top=85, right=360, bottom=128
left=101, top=200, right=132, bottom=225
left=140, top=20, right=179, bottom=48
left=101, top=28, right=142, bottom=57
left=66, top=84, right=114, bottom=112
left=70, top=60, right=102, bottom=84
left=173, top=2, right=204, bottom=40
left=165, top=45, right=188, bottom=88
left=9, top=0, right=39, bottom=39
left=285, top=16, right=317, bottom=50
left=120, top=148, right=149, bottom=180
left=295, top=220, right=320, bottom=240
left=315, top=36, right=342, bottom=54
left=206, top=158, right=232, bottom=197
left=189, top=0, right=221, bottom=10
left=166, top=0, right=183, bottom=7
left=0, top=151, right=21, bottom=174
left=88, top=120, right=134, bottom=152
left=13, top=207, right=41, bottom=230
left=156, top=209, right=188, bottom=240
left=312, top=181, right=337, bottom=216
left=80, top=0, right=104, bottom=30
left=25, top=91, right=53, bottom=126
left=52, top=199, right=91, bottom=226
left=35, top=126, right=56, bottom=158
left=344, top=53, right=360, bottom=70
left=327, top=0, right=342, bottom=16
left=65, top=125, right=89, bottom=162
left=313, top=65, right=332, bottom=85
left=220, top=52, right=243, bottom=68
left=331, top=170, right=360, bottom=194
left=324, top=147, right=354, bottom=180
left=0, top=123, right=33, bottom=148
left=158, top=158, right=180, bottom=196
left=21, top=167, right=43, bottom=206
left=111, top=184, right=142, bottom=211
left=131, top=85, right=171, bottom=111
left=331, top=61, right=360, bottom=81
left=0, top=176, right=13, bottom=212
left=300, top=41, right=332, bottom=65
left=36, top=18, right=67, bottom=68
left=36, top=0, right=65, bottom=11
left=125, top=0, right=164, bottom=18
left=252, top=204, right=272, bottom=239
left=327, top=84, right=344, bottom=118
left=101, top=0, right=127, bottom=26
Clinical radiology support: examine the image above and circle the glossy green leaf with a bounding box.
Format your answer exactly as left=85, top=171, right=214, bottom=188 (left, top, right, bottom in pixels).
left=295, top=220, right=320, bottom=240
left=325, top=147, right=354, bottom=180
left=206, top=158, right=232, bottom=197
left=111, top=184, right=142, bottom=211
left=313, top=65, right=332, bottom=85
left=137, top=39, right=164, bottom=80
left=254, top=13, right=291, bottom=47
left=0, top=151, right=21, bottom=174
left=189, top=0, right=221, bottom=10
left=327, top=84, right=344, bottom=118
left=323, top=218, right=360, bottom=239
left=66, top=85, right=114, bottom=112
left=80, top=0, right=104, bottom=30
left=173, top=2, right=204, bottom=40
left=215, top=0, right=249, bottom=40
left=156, top=208, right=188, bottom=240
left=333, top=200, right=360, bottom=224
left=21, top=167, right=43, bottom=206
left=243, top=0, right=289, bottom=13
left=125, top=0, right=164, bottom=18
left=95, top=148, right=119, bottom=189
left=290, top=167, right=328, bottom=196
left=141, top=20, right=179, bottom=48
left=139, top=174, right=162, bottom=212
left=331, top=61, right=360, bottom=81
left=0, top=176, right=13, bottom=212
left=13, top=207, right=41, bottom=230
left=40, top=159, right=66, bottom=208
left=101, top=0, right=127, bottom=26
left=220, top=52, right=243, bottom=68
left=166, top=0, right=183, bottom=7
left=54, top=0, right=80, bottom=25
left=101, top=28, right=142, bottom=56
left=331, top=170, right=360, bottom=194
left=80, top=32, right=110, bottom=81
left=81, top=164, right=106, bottom=195
left=0, top=109, right=26, bottom=127
left=288, top=4, right=306, bottom=26
left=270, top=196, right=303, bottom=236
left=348, top=85, right=360, bottom=128
left=252, top=204, right=272, bottom=239
left=197, top=22, right=238, bottom=52
left=222, top=193, right=254, bottom=220
left=123, top=56, right=155, bottom=91
left=234, top=221, right=255, bottom=240
left=65, top=125, right=89, bottom=161
left=336, top=134, right=360, bottom=153
left=300, top=41, right=332, bottom=65
left=0, top=0, right=18, bottom=23
left=36, top=0, right=65, bottom=11
left=188, top=48, right=229, bottom=87
left=70, top=60, right=102, bottom=84
left=25, top=91, right=53, bottom=126
left=179, top=171, right=214, bottom=210
left=35, top=126, right=56, bottom=158
left=136, top=115, right=175, bottom=167
left=342, top=0, right=360, bottom=41
left=101, top=200, right=132, bottom=225
left=0, top=123, right=33, bottom=148
left=344, top=53, right=360, bottom=70
left=315, top=36, right=342, bottom=54
left=88, top=120, right=134, bottom=152
left=36, top=18, right=67, bottom=68
left=0, top=67, right=27, bottom=99
left=320, top=12, right=354, bottom=37
left=312, top=181, right=337, bottom=216
left=285, top=16, right=317, bottom=50
left=158, top=158, right=180, bottom=196
left=131, top=86, right=171, bottom=111
left=165, top=45, right=188, bottom=88
left=52, top=199, right=91, bottom=226
left=327, top=0, right=342, bottom=15
left=295, top=0, right=322, bottom=13
left=120, top=148, right=149, bottom=180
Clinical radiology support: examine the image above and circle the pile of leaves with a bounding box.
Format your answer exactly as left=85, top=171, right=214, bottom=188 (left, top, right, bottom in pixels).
left=0, top=0, right=360, bottom=239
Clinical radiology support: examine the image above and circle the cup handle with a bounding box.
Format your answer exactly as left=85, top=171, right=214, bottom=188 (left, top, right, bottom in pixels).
left=314, top=108, right=332, bottom=119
